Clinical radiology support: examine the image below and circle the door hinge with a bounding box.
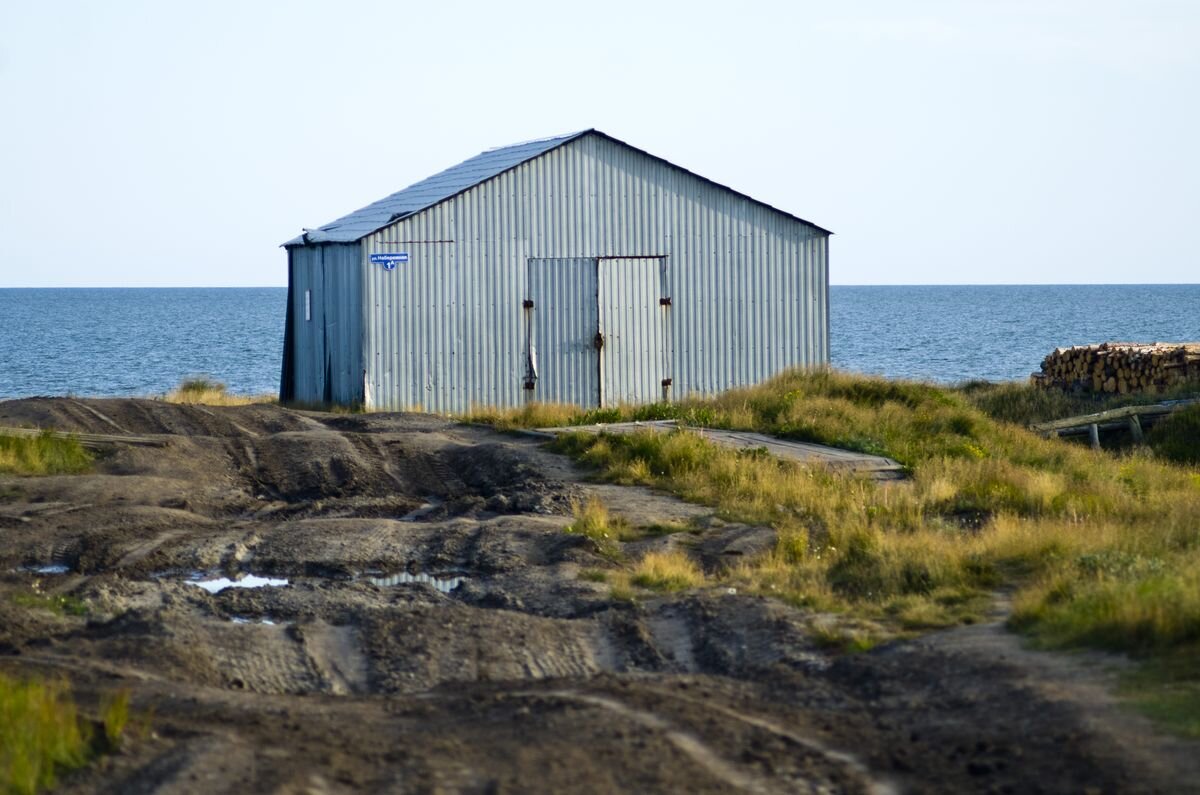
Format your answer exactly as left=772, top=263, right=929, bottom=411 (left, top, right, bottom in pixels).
left=659, top=297, right=672, bottom=306
left=523, top=299, right=534, bottom=309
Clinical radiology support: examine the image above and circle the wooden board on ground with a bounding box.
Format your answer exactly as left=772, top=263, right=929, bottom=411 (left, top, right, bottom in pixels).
left=0, top=425, right=169, bottom=449
left=531, top=420, right=906, bottom=479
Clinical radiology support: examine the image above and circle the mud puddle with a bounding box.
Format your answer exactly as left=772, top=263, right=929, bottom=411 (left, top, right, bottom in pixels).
left=21, top=563, right=71, bottom=575
left=398, top=497, right=444, bottom=521
left=185, top=573, right=290, bottom=594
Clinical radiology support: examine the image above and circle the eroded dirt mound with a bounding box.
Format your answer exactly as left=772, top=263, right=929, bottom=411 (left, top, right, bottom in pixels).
left=0, top=398, right=1195, bottom=794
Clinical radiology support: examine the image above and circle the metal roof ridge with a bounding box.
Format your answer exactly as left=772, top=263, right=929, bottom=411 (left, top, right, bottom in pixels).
left=282, top=127, right=831, bottom=247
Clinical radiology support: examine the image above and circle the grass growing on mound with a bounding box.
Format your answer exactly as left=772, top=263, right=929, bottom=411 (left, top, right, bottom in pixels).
left=529, top=371, right=1200, bottom=675
left=564, top=496, right=632, bottom=561
left=0, top=433, right=92, bottom=477
left=163, top=377, right=275, bottom=407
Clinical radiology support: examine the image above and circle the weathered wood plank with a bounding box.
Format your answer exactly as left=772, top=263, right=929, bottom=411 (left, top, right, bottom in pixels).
left=1031, top=399, right=1198, bottom=434
left=0, top=426, right=169, bottom=449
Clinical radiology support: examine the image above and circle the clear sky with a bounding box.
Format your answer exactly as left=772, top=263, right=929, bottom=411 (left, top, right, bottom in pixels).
left=1, top=0, right=1196, bottom=287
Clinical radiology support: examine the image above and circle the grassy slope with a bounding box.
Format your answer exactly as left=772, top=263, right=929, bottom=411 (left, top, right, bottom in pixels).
left=480, top=371, right=1200, bottom=731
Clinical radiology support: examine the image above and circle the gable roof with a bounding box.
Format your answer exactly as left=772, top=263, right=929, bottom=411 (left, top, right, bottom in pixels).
left=285, top=129, right=829, bottom=246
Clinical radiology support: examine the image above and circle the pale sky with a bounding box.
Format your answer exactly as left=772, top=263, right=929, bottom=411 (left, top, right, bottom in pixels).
left=1, top=0, right=1196, bottom=287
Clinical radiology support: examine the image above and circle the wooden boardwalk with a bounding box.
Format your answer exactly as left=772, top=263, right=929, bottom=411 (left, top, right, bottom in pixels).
left=531, top=420, right=906, bottom=479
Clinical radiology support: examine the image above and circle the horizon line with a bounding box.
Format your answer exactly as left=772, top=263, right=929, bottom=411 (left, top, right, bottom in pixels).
left=1, top=282, right=1198, bottom=290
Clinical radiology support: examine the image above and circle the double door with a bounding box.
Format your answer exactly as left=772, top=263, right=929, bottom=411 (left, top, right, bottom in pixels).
left=525, top=257, right=669, bottom=408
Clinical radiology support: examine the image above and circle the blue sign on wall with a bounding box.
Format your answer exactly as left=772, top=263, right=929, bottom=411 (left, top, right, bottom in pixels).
left=370, top=252, right=409, bottom=271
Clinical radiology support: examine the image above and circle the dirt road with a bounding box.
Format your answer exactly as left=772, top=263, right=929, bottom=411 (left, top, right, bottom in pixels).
left=0, top=398, right=1195, bottom=793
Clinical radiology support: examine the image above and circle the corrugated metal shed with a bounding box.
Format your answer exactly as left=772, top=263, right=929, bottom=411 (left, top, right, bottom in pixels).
left=282, top=130, right=832, bottom=412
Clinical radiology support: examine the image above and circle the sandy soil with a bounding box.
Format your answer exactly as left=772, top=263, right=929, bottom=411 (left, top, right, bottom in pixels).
left=0, top=398, right=1196, bottom=794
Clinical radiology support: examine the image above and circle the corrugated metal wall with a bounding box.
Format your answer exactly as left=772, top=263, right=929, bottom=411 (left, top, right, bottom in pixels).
left=287, top=243, right=364, bottom=405
left=599, top=257, right=668, bottom=406
left=527, top=258, right=600, bottom=407
left=359, top=133, right=829, bottom=412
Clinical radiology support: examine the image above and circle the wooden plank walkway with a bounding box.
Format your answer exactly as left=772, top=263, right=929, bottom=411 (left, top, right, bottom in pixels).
left=0, top=426, right=169, bottom=449
left=531, top=420, right=906, bottom=479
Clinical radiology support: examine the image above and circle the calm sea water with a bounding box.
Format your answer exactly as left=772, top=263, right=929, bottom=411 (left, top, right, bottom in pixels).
left=0, top=285, right=1196, bottom=398
left=832, top=285, right=1199, bottom=383
left=0, top=288, right=286, bottom=398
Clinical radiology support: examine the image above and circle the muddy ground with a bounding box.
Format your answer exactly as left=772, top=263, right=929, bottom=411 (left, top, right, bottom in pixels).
left=1, top=398, right=1197, bottom=794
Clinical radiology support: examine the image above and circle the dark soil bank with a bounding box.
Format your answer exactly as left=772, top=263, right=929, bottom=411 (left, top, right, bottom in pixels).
left=0, top=399, right=1196, bottom=793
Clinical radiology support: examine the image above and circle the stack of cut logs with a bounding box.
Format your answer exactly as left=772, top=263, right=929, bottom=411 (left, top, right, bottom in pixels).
left=1032, top=342, right=1200, bottom=394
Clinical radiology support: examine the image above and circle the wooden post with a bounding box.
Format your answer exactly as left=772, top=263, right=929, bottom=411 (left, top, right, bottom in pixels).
left=1089, top=423, right=1101, bottom=450
left=1128, top=414, right=1144, bottom=444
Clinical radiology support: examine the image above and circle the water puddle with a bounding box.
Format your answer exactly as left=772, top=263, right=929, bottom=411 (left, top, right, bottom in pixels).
left=366, top=571, right=465, bottom=594
left=230, top=616, right=279, bottom=625
left=188, top=573, right=289, bottom=594
left=23, top=564, right=70, bottom=575
left=399, top=497, right=443, bottom=522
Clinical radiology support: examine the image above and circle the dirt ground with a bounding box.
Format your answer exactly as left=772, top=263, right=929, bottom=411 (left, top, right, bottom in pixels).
left=1, top=398, right=1197, bottom=794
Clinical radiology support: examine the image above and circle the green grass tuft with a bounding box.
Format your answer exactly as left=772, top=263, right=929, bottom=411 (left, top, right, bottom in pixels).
left=0, top=673, right=91, bottom=795
left=630, top=551, right=705, bottom=592
left=11, top=593, right=88, bottom=618
left=564, top=497, right=631, bottom=561
left=0, top=433, right=92, bottom=477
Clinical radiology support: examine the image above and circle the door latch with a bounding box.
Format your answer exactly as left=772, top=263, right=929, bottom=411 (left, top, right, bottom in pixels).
left=593, top=332, right=605, bottom=350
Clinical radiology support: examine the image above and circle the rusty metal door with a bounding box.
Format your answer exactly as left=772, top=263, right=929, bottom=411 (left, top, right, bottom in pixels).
left=525, top=258, right=600, bottom=407
left=598, top=257, right=668, bottom=407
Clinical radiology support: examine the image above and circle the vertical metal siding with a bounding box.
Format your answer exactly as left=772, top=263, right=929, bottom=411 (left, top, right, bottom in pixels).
left=359, top=134, right=829, bottom=412
left=286, top=243, right=363, bottom=405
left=599, top=257, right=667, bottom=406
left=527, top=258, right=600, bottom=407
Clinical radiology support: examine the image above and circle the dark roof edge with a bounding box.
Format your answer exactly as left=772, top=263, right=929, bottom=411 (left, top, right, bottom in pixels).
left=585, top=130, right=833, bottom=236
left=281, top=130, right=594, bottom=248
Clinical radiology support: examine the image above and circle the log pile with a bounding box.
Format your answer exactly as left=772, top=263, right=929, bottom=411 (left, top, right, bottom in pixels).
left=1031, top=342, right=1200, bottom=394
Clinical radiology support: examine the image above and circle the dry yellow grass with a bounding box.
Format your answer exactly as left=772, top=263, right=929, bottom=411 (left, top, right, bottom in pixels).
left=161, top=377, right=275, bottom=407
left=630, top=550, right=705, bottom=592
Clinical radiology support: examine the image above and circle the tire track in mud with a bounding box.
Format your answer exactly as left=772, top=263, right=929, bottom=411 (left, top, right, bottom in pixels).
left=66, top=399, right=132, bottom=434
left=298, top=622, right=369, bottom=696
left=516, top=688, right=893, bottom=795
left=638, top=685, right=900, bottom=795
left=521, top=689, right=772, bottom=793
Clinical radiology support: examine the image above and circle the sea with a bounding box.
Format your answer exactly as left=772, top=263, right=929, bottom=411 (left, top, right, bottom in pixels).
left=0, top=285, right=1196, bottom=399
